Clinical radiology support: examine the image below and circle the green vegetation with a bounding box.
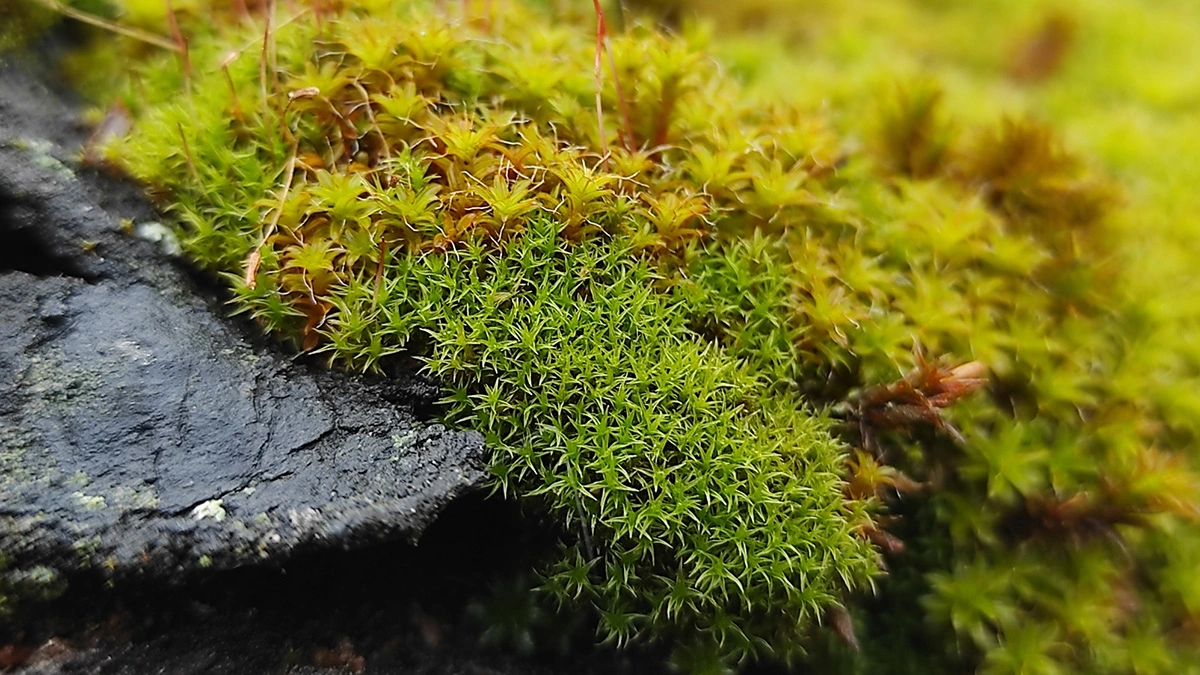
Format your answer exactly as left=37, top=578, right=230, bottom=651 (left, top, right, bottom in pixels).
left=0, top=1, right=54, bottom=50
left=635, top=1, right=1200, bottom=673
left=91, top=0, right=883, bottom=667
left=12, top=0, right=1200, bottom=673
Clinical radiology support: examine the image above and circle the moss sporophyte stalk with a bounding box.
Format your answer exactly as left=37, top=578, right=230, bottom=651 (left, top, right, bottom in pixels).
left=18, top=0, right=1200, bottom=672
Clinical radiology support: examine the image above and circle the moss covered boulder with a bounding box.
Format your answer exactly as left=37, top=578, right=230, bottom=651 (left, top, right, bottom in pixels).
left=5, top=0, right=1199, bottom=673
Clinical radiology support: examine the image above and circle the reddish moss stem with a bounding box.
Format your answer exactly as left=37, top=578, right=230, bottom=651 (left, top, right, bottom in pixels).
left=164, top=0, right=192, bottom=93
left=592, top=0, right=634, bottom=151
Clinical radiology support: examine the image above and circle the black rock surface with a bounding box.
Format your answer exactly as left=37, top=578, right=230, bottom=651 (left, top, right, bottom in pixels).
left=0, top=62, right=488, bottom=585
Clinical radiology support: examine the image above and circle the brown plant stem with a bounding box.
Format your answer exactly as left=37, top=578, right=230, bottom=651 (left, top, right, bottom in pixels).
left=164, top=0, right=192, bottom=93
left=245, top=140, right=299, bottom=289
left=32, top=0, right=180, bottom=52
left=177, top=123, right=199, bottom=182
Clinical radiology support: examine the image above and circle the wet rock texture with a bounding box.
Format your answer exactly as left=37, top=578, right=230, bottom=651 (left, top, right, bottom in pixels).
left=0, top=63, right=488, bottom=584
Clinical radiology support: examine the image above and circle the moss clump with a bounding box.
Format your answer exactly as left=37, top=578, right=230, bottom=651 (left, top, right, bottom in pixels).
left=78, top=0, right=880, bottom=667
left=386, top=223, right=872, bottom=659
left=28, top=0, right=1200, bottom=672
left=628, top=1, right=1200, bottom=674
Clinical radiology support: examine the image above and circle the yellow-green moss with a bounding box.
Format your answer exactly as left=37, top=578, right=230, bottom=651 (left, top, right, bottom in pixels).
left=17, top=0, right=1200, bottom=672
left=631, top=1, right=1200, bottom=673
left=82, top=0, right=884, bottom=667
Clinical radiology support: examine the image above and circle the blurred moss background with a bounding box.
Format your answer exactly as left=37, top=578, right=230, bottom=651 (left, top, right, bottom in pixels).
left=625, top=2, right=1200, bottom=673
left=649, top=0, right=1200, bottom=384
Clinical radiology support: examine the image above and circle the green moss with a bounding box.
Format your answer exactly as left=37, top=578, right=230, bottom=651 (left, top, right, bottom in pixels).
left=71, top=0, right=883, bottom=666
left=630, top=1, right=1200, bottom=673
left=23, top=0, right=1200, bottom=672
left=414, top=222, right=874, bottom=658
left=0, top=1, right=56, bottom=52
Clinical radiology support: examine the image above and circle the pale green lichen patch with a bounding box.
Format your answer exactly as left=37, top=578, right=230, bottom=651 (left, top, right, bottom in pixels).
left=24, top=349, right=105, bottom=410
left=0, top=422, right=35, bottom=490
left=2, top=565, right=66, bottom=604
left=4, top=138, right=76, bottom=182
left=109, top=484, right=161, bottom=511
left=191, top=499, right=227, bottom=522
left=71, top=491, right=107, bottom=511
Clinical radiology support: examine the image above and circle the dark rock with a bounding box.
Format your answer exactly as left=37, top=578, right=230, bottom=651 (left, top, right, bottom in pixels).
left=0, top=63, right=487, bottom=584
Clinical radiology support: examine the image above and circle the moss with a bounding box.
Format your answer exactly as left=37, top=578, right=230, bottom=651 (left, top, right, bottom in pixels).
left=19, top=0, right=1200, bottom=672
left=0, top=1, right=56, bottom=52
left=627, top=1, right=1200, bottom=673
left=49, top=0, right=883, bottom=665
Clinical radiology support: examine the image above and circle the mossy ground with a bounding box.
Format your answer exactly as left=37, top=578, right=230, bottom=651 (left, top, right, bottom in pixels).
left=32, top=0, right=883, bottom=667
left=642, top=1, right=1200, bottom=673
left=9, top=0, right=1200, bottom=673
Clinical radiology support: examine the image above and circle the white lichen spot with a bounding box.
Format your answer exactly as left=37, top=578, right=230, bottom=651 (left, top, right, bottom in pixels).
left=14, top=138, right=75, bottom=181
left=192, top=499, right=227, bottom=522
left=114, top=339, right=155, bottom=365
left=134, top=221, right=183, bottom=257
